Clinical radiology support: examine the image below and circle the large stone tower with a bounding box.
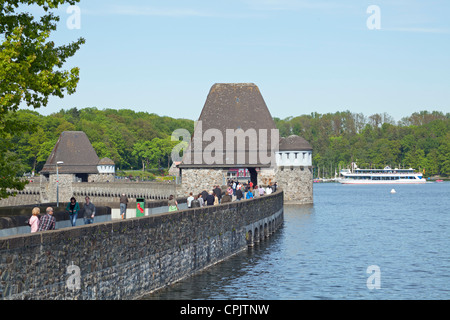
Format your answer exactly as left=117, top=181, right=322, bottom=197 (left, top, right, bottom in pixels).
left=176, top=83, right=313, bottom=204
left=177, top=83, right=279, bottom=195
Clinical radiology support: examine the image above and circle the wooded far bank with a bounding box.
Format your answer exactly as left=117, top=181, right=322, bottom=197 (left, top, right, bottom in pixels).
left=5, top=108, right=450, bottom=179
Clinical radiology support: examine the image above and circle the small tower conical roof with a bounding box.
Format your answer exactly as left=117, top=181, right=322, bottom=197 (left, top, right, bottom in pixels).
left=278, top=135, right=313, bottom=151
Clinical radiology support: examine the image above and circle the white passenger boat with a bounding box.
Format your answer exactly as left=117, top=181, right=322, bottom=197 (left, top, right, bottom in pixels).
left=339, top=166, right=426, bottom=184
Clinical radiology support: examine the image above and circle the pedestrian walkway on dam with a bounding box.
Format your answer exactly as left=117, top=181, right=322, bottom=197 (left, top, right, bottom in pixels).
left=0, top=179, right=277, bottom=238
left=0, top=190, right=284, bottom=300
left=0, top=200, right=189, bottom=238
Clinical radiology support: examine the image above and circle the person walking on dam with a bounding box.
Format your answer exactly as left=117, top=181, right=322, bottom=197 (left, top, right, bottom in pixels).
left=83, top=196, right=96, bottom=224
left=197, top=193, right=204, bottom=207
left=187, top=192, right=195, bottom=208
left=120, top=193, right=128, bottom=219
left=206, top=191, right=215, bottom=206
left=38, top=207, right=56, bottom=231
left=168, top=195, right=179, bottom=212
left=29, top=207, right=40, bottom=233
left=66, top=197, right=80, bottom=226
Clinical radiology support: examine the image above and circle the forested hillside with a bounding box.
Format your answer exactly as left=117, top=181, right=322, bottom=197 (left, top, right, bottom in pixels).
left=274, top=110, right=450, bottom=178
left=6, top=108, right=194, bottom=174
left=5, top=108, right=450, bottom=178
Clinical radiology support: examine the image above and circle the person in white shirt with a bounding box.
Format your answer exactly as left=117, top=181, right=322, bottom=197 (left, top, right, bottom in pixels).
left=187, top=192, right=195, bottom=208
left=258, top=185, right=265, bottom=196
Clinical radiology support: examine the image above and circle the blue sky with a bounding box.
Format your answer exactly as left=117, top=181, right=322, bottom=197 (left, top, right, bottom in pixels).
left=20, top=0, right=450, bottom=121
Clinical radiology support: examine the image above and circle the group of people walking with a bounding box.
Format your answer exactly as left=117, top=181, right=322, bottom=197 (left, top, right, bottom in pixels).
left=181, top=180, right=278, bottom=210
left=27, top=180, right=277, bottom=232
left=27, top=196, right=96, bottom=233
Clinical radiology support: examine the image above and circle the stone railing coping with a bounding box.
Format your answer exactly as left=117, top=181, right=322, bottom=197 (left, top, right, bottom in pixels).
left=0, top=206, right=111, bottom=230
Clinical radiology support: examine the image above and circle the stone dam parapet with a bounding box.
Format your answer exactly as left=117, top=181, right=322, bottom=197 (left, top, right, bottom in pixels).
left=0, top=181, right=177, bottom=208
left=0, top=190, right=284, bottom=300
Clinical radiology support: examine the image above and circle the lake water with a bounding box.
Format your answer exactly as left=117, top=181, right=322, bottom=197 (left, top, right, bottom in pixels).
left=144, top=182, right=450, bottom=300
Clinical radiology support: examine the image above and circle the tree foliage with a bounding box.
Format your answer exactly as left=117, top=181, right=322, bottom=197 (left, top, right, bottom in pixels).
left=6, top=107, right=195, bottom=175
left=274, top=110, right=450, bottom=178
left=6, top=108, right=449, bottom=182
left=0, top=0, right=85, bottom=199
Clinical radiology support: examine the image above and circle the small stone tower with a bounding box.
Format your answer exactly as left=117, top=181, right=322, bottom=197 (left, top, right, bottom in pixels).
left=275, top=135, right=313, bottom=203
left=39, top=131, right=115, bottom=202
left=96, top=158, right=116, bottom=182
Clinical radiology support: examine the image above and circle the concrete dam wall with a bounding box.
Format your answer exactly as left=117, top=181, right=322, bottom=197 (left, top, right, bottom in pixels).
left=0, top=191, right=284, bottom=300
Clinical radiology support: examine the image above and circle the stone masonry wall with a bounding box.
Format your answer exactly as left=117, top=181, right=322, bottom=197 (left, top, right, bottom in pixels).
left=275, top=166, right=313, bottom=204
left=258, top=167, right=276, bottom=186
left=178, top=168, right=226, bottom=197
left=41, top=174, right=74, bottom=204
left=88, top=174, right=115, bottom=183
left=0, top=191, right=283, bottom=300
left=71, top=182, right=177, bottom=203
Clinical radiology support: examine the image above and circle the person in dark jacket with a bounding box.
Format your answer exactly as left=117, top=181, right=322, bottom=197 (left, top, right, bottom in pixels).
left=236, top=188, right=243, bottom=201
left=119, top=193, right=128, bottom=219
left=83, top=196, right=96, bottom=224
left=206, top=191, right=215, bottom=206
left=66, top=197, right=80, bottom=226
left=191, top=196, right=201, bottom=208
left=213, top=185, right=222, bottom=203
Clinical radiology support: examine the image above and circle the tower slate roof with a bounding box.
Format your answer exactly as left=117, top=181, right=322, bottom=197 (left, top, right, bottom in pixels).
left=279, top=135, right=313, bottom=151
left=179, top=83, right=279, bottom=168
left=98, top=157, right=115, bottom=165
left=40, top=131, right=100, bottom=174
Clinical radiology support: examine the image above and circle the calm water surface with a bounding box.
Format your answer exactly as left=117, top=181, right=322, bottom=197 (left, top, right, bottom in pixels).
left=144, top=182, right=450, bottom=300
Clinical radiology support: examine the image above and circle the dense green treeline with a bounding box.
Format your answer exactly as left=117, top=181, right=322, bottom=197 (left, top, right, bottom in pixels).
left=5, top=108, right=450, bottom=178
left=274, top=110, right=450, bottom=178
left=6, top=107, right=194, bottom=174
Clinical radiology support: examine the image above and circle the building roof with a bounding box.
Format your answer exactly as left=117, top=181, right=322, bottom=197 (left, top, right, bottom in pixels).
left=98, top=157, right=115, bottom=165
left=278, top=135, right=313, bottom=151
left=179, top=83, right=278, bottom=168
left=40, top=131, right=100, bottom=174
